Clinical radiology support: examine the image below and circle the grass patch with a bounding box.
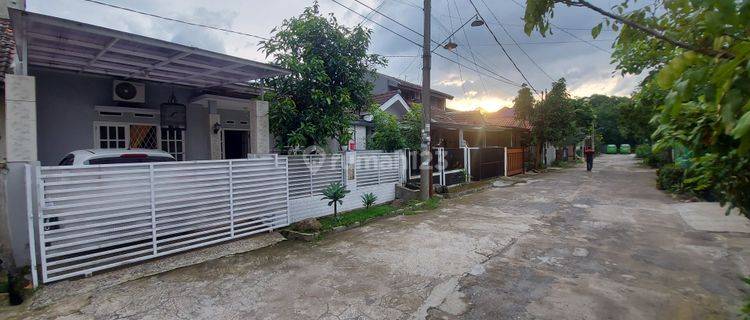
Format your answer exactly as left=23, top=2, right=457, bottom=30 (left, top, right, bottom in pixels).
left=319, top=204, right=395, bottom=231
left=403, top=196, right=441, bottom=215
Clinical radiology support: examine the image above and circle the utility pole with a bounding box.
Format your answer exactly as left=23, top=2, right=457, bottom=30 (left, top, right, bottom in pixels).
left=419, top=0, right=432, bottom=200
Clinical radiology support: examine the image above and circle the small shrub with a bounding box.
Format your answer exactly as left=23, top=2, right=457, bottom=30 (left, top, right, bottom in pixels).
left=361, top=193, right=377, bottom=208
left=321, top=182, right=349, bottom=219
left=635, top=144, right=651, bottom=159
left=656, top=164, right=684, bottom=191
left=459, top=168, right=469, bottom=182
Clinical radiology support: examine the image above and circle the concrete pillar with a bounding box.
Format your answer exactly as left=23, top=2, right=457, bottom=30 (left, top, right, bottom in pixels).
left=5, top=74, right=36, bottom=162
left=248, top=100, right=270, bottom=154
left=2, top=74, right=38, bottom=268
left=208, top=100, right=222, bottom=160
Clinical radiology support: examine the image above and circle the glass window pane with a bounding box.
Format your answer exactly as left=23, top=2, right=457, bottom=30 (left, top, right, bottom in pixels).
left=109, top=141, right=116, bottom=148
left=176, top=130, right=182, bottom=139
left=162, top=142, right=168, bottom=150
left=118, top=141, right=126, bottom=148
left=99, top=126, right=107, bottom=139
left=108, top=127, right=116, bottom=138
left=176, top=143, right=182, bottom=152
left=100, top=141, right=107, bottom=148
left=118, top=127, right=125, bottom=139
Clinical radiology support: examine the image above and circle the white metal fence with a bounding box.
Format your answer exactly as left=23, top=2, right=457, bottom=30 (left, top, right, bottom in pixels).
left=287, top=154, right=343, bottom=199
left=355, top=152, right=400, bottom=187
left=34, top=156, right=289, bottom=283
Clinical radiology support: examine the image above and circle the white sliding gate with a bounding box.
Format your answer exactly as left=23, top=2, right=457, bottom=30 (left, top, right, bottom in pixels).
left=34, top=156, right=290, bottom=283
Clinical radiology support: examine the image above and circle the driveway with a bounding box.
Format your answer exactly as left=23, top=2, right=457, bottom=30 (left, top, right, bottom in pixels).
left=4, top=155, right=749, bottom=319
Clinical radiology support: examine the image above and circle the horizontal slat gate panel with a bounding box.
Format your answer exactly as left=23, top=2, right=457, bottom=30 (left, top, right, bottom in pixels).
left=287, top=155, right=343, bottom=199
left=356, top=153, right=400, bottom=188
left=36, top=157, right=290, bottom=283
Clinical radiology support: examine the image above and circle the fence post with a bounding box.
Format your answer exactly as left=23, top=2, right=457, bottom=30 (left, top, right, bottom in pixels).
left=439, top=148, right=445, bottom=186
left=309, top=155, right=314, bottom=197
left=24, top=164, right=38, bottom=288
left=285, top=157, right=291, bottom=226
left=149, top=164, right=157, bottom=255
left=504, top=147, right=508, bottom=177
left=35, top=166, right=48, bottom=283
left=377, top=154, right=381, bottom=184
left=229, top=160, right=235, bottom=238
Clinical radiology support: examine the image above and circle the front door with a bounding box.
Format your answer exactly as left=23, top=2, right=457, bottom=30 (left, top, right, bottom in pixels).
left=223, top=130, right=249, bottom=159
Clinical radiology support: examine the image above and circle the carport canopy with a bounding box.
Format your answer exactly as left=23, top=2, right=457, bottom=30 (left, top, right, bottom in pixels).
left=9, top=8, right=289, bottom=90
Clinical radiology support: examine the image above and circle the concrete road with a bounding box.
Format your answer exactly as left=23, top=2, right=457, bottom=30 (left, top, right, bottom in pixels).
left=5, top=155, right=750, bottom=319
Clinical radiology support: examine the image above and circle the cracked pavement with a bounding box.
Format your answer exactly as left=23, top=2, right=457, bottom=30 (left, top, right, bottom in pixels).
left=3, top=154, right=749, bottom=319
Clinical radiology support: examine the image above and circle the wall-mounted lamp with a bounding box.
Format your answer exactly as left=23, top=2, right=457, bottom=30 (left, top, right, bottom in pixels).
left=212, top=122, right=222, bottom=134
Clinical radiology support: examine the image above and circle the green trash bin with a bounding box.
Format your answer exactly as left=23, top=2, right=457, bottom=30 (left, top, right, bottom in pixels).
left=606, top=144, right=617, bottom=154
left=619, top=144, right=631, bottom=154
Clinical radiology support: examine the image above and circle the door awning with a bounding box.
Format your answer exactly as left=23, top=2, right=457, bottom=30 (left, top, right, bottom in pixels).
left=9, top=8, right=289, bottom=90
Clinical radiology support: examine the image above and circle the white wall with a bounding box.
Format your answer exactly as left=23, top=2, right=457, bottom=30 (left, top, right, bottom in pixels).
left=288, top=183, right=396, bottom=222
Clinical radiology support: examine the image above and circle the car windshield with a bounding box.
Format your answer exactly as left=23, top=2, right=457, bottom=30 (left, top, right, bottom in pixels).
left=88, top=156, right=175, bottom=165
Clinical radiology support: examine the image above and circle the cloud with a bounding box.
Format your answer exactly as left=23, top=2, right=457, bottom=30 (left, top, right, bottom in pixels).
left=439, top=78, right=467, bottom=87
left=28, top=0, right=640, bottom=101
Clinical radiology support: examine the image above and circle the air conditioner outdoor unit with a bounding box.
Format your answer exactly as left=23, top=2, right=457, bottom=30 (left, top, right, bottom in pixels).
left=113, top=80, right=145, bottom=103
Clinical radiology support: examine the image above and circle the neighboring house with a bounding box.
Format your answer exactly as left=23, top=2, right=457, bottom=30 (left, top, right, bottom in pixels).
left=0, top=5, right=288, bottom=266
left=2, top=8, right=289, bottom=166
left=371, top=73, right=453, bottom=109
left=349, top=73, right=454, bottom=151
left=430, top=107, right=531, bottom=149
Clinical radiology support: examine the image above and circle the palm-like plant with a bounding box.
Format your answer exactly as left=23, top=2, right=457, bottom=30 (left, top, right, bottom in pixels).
left=361, top=193, right=377, bottom=208
left=321, top=182, right=349, bottom=220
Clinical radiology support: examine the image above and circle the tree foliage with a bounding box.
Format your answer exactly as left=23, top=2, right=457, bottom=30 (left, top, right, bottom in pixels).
left=514, top=79, right=578, bottom=166
left=401, top=103, right=424, bottom=151
left=369, top=107, right=405, bottom=151
left=523, top=0, right=750, bottom=217
left=261, top=3, right=385, bottom=150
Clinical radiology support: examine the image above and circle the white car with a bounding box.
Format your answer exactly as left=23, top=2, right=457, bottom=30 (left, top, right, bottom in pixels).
left=58, top=149, right=176, bottom=166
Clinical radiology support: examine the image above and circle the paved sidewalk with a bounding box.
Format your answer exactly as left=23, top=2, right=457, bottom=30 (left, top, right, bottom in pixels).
left=2, top=154, right=748, bottom=319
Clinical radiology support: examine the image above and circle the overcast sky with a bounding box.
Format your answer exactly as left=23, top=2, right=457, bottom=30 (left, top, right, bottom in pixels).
left=28, top=0, right=643, bottom=112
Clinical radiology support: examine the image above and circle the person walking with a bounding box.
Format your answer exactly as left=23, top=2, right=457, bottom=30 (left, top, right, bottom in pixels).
left=584, top=145, right=595, bottom=171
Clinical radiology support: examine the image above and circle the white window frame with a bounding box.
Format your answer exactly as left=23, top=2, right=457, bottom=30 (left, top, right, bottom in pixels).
left=93, top=121, right=187, bottom=160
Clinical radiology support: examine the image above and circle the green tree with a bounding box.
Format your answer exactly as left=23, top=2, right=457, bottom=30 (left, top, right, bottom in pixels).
left=523, top=0, right=750, bottom=217
left=400, top=103, right=423, bottom=151
left=540, top=79, right=578, bottom=147
left=261, top=3, right=386, bottom=150
left=369, top=107, right=405, bottom=151
left=514, top=79, right=577, bottom=167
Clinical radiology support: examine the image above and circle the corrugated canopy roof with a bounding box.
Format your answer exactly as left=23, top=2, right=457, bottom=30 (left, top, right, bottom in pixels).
left=9, top=9, right=289, bottom=90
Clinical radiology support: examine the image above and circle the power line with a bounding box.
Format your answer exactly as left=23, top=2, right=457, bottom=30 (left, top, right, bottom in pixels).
left=344, top=0, right=519, bottom=85
left=467, top=0, right=538, bottom=93
left=329, top=0, right=523, bottom=87
left=80, top=0, right=269, bottom=41
left=507, top=0, right=612, bottom=54
left=472, top=39, right=615, bottom=46
left=452, top=0, right=488, bottom=93
left=478, top=0, right=554, bottom=81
